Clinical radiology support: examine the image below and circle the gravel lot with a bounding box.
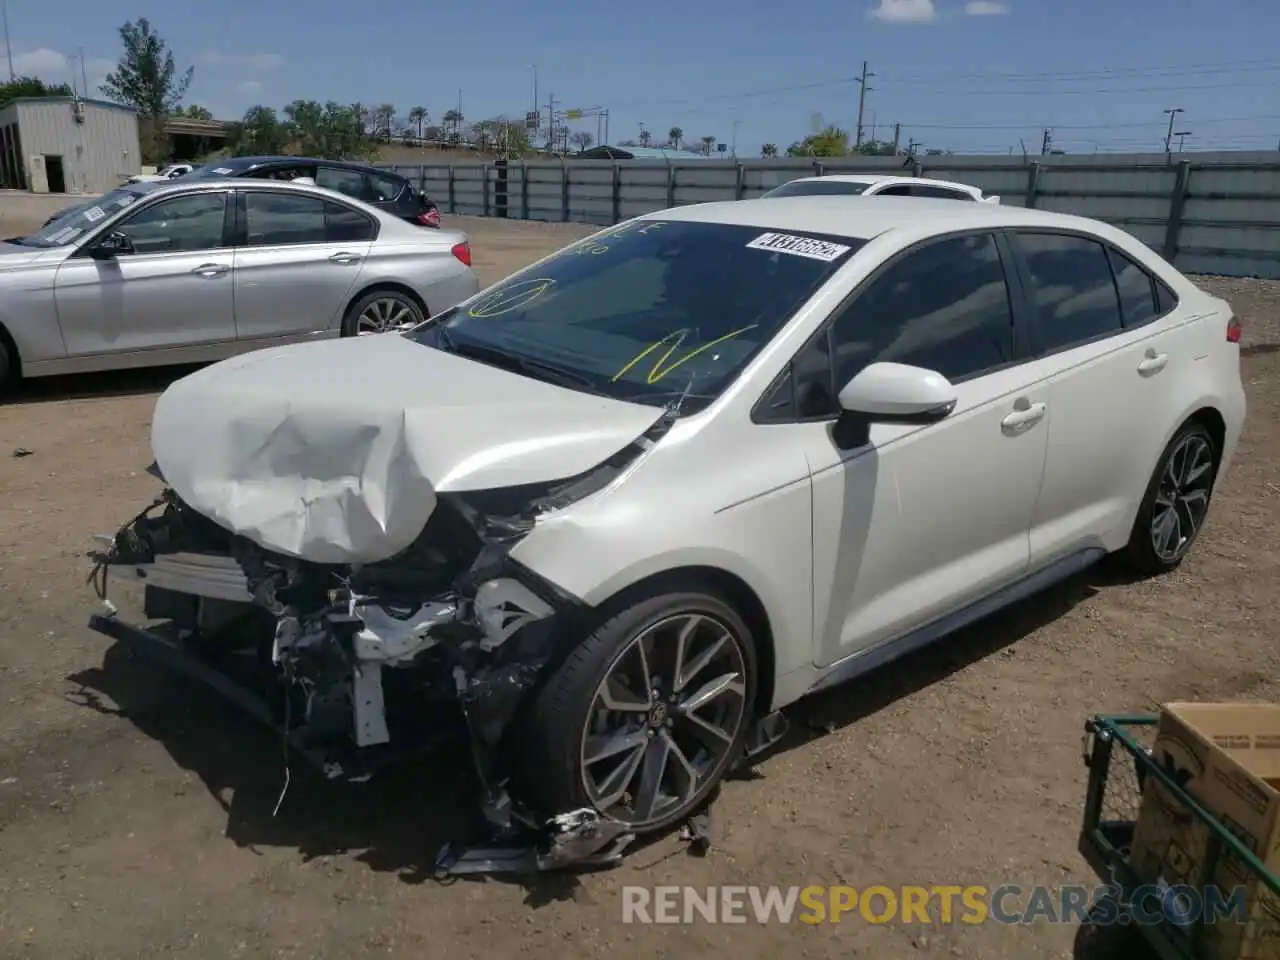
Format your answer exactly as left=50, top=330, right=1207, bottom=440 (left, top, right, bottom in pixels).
left=1, top=194, right=1277, bottom=959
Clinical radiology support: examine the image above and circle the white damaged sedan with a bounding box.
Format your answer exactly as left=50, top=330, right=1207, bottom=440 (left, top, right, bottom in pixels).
left=89, top=195, right=1245, bottom=860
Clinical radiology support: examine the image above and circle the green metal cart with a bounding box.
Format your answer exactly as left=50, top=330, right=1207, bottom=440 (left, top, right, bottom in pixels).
left=1079, top=714, right=1280, bottom=959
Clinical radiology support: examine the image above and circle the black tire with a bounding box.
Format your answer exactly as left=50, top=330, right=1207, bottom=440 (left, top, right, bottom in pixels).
left=521, top=587, right=758, bottom=835
left=1120, top=419, right=1219, bottom=576
left=0, top=333, right=16, bottom=395
left=340, top=288, right=426, bottom=337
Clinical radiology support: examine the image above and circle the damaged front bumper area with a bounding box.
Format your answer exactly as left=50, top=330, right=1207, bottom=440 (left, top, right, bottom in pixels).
left=85, top=484, right=634, bottom=872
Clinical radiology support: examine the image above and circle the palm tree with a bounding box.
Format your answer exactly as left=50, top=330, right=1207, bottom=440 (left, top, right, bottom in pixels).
left=374, top=103, right=395, bottom=141
left=699, top=135, right=716, bottom=156
left=442, top=109, right=462, bottom=137
left=761, top=143, right=778, bottom=158
left=668, top=126, right=683, bottom=149
left=638, top=129, right=652, bottom=147
left=408, top=106, right=427, bottom=141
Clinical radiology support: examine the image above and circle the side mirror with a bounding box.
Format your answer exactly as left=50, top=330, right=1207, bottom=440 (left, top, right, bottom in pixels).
left=838, top=361, right=957, bottom=424
left=89, top=231, right=134, bottom=260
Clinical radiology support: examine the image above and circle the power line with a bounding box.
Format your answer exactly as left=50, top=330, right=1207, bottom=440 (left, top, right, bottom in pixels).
left=599, top=68, right=1280, bottom=112
left=878, top=60, right=1280, bottom=83
left=890, top=113, right=1280, bottom=131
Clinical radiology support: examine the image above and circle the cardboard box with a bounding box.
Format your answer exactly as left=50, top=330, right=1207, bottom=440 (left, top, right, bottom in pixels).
left=1129, top=703, right=1280, bottom=959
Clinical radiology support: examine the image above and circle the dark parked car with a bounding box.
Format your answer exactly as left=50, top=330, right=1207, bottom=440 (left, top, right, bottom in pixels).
left=43, top=157, right=442, bottom=229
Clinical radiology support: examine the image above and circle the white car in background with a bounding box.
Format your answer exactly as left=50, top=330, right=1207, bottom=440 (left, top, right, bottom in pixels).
left=126, top=163, right=195, bottom=184
left=763, top=173, right=1000, bottom=203
left=90, top=196, right=1245, bottom=855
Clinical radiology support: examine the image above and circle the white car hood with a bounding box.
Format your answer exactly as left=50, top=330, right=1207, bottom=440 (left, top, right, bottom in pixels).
left=151, top=333, right=665, bottom=565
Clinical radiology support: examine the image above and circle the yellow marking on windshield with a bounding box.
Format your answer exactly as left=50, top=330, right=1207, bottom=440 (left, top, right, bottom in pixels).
left=466, top=278, right=555, bottom=318
left=565, top=220, right=667, bottom=257
left=611, top=325, right=759, bottom=385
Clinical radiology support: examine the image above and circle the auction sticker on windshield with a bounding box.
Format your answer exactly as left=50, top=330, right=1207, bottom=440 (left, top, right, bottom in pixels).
left=83, top=206, right=106, bottom=222
left=745, top=232, right=850, bottom=262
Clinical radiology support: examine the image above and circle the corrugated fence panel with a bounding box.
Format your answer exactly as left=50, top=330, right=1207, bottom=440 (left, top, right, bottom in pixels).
left=374, top=153, right=1280, bottom=279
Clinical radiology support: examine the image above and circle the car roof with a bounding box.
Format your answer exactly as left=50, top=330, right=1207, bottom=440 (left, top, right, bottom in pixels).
left=214, top=155, right=400, bottom=176
left=644, top=195, right=1117, bottom=243
left=785, top=173, right=981, bottom=192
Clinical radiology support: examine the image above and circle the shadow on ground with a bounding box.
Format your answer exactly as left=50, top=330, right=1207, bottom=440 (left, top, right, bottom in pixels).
left=3, top=364, right=201, bottom=406
left=64, top=558, right=1150, bottom=905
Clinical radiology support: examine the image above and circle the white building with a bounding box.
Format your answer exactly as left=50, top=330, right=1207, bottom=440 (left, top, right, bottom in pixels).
left=0, top=96, right=142, bottom=195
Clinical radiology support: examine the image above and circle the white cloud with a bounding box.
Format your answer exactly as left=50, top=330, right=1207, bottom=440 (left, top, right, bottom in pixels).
left=12, top=47, right=67, bottom=75
left=244, top=53, right=284, bottom=71
left=10, top=48, right=114, bottom=96
left=197, top=50, right=284, bottom=70
left=868, top=0, right=937, bottom=22
left=964, top=0, right=1009, bottom=14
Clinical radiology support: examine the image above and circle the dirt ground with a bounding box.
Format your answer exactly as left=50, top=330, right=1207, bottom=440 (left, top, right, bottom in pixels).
left=0, top=194, right=1277, bottom=960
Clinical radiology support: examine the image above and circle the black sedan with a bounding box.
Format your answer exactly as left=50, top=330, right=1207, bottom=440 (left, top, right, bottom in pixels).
left=44, top=156, right=442, bottom=228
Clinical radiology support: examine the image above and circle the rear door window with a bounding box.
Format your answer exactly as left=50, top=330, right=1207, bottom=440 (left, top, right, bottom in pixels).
left=912, top=185, right=975, bottom=200
left=1106, top=247, right=1160, bottom=329
left=243, top=191, right=376, bottom=245
left=368, top=172, right=406, bottom=203
left=1011, top=232, right=1124, bottom=352
left=315, top=166, right=373, bottom=201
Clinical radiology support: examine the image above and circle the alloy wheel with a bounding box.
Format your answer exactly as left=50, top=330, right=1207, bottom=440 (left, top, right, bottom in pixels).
left=1150, top=433, right=1214, bottom=563
left=579, top=612, right=749, bottom=829
left=357, top=297, right=415, bottom=334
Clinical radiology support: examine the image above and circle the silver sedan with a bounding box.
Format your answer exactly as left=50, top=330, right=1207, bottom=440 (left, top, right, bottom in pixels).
left=0, top=178, right=479, bottom=391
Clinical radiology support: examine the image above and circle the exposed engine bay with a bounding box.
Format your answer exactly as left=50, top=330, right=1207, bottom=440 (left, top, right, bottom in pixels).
left=85, top=434, right=670, bottom=873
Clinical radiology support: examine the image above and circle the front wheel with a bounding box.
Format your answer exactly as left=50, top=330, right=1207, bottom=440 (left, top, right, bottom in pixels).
left=521, top=589, right=757, bottom=834
left=1121, top=420, right=1219, bottom=575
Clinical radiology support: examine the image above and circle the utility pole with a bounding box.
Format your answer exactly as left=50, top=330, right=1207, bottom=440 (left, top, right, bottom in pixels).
left=1, top=0, right=14, bottom=82
left=1175, top=129, right=1192, bottom=153
left=730, top=120, right=743, bottom=158
left=79, top=46, right=88, bottom=97
left=892, top=122, right=901, bottom=155
left=545, top=93, right=557, bottom=152
left=1040, top=128, right=1053, bottom=155
left=1163, top=107, right=1184, bottom=155
left=532, top=66, right=539, bottom=141
left=854, top=60, right=875, bottom=149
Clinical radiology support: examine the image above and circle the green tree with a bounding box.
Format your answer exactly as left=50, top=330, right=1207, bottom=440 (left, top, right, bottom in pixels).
left=373, top=103, right=395, bottom=141
left=761, top=143, right=779, bottom=158
left=699, top=135, right=716, bottom=155
left=786, top=125, right=849, bottom=157
left=667, top=126, right=683, bottom=149
left=570, top=130, right=594, bottom=153
left=175, top=104, right=212, bottom=120
left=0, top=76, right=73, bottom=108
left=225, top=105, right=289, bottom=156
left=99, top=18, right=195, bottom=164
left=408, top=106, right=427, bottom=140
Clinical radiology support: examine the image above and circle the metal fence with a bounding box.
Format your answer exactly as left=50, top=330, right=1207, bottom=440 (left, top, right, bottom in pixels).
left=374, top=151, right=1280, bottom=280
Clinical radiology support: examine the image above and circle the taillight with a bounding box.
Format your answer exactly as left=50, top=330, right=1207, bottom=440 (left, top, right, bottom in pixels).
left=417, top=207, right=441, bottom=228
left=1226, top=316, right=1242, bottom=343
left=451, top=241, right=471, bottom=266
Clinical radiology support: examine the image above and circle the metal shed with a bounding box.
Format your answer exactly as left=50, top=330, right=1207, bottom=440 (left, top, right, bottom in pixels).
left=0, top=97, right=141, bottom=195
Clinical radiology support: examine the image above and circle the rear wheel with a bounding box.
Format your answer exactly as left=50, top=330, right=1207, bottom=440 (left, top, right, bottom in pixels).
left=0, top=334, right=16, bottom=395
left=340, top=288, right=426, bottom=337
left=522, top=589, right=757, bottom=834
left=1120, top=420, right=1219, bottom=575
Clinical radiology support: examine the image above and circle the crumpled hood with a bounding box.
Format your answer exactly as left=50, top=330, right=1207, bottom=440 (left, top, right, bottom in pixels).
left=152, top=333, right=664, bottom=564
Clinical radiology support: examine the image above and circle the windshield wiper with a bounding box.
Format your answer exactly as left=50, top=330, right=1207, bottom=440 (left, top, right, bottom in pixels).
left=448, top=340, right=598, bottom=391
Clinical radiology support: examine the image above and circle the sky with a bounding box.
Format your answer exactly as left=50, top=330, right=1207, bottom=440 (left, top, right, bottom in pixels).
left=3, top=0, right=1279, bottom=157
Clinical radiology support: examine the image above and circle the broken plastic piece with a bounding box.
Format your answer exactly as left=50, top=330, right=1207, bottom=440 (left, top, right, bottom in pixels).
left=679, top=810, right=713, bottom=855
left=434, top=807, right=635, bottom=877
left=742, top=710, right=790, bottom=760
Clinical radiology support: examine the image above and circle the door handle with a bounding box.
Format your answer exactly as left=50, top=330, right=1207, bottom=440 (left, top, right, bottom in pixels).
left=1001, top=400, right=1047, bottom=436
left=328, top=251, right=362, bottom=264
left=191, top=263, right=229, bottom=278
left=1137, top=348, right=1168, bottom=376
